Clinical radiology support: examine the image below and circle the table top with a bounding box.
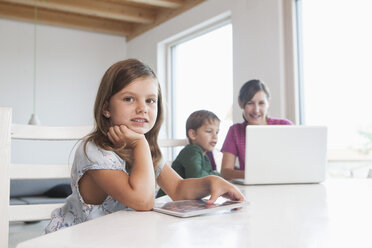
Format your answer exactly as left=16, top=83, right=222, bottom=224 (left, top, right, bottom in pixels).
left=17, top=179, right=372, bottom=248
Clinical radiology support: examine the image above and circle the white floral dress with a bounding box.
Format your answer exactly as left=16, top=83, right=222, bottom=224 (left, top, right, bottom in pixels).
left=44, top=141, right=164, bottom=234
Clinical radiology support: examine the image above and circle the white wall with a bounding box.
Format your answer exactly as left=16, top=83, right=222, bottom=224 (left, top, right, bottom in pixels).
left=127, top=0, right=296, bottom=126
left=0, top=19, right=126, bottom=125
left=0, top=19, right=126, bottom=165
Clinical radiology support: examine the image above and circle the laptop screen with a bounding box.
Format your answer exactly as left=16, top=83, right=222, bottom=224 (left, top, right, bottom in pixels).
left=236, top=125, right=327, bottom=185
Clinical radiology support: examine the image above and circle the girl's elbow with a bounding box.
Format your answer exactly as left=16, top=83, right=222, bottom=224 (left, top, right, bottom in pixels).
left=132, top=198, right=154, bottom=211
left=120, top=190, right=154, bottom=211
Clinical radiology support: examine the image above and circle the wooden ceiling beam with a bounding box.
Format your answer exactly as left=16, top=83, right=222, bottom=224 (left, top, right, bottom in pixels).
left=0, top=0, right=206, bottom=40
left=1, top=0, right=156, bottom=24
left=127, top=0, right=205, bottom=40
left=0, top=2, right=132, bottom=36
left=125, top=0, right=183, bottom=8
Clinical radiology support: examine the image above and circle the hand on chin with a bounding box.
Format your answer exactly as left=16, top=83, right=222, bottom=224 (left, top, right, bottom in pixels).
left=127, top=125, right=147, bottom=135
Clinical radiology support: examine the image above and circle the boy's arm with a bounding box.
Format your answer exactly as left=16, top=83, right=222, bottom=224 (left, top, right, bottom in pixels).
left=180, top=146, right=209, bottom=178
left=183, top=147, right=221, bottom=178
left=185, top=155, right=221, bottom=178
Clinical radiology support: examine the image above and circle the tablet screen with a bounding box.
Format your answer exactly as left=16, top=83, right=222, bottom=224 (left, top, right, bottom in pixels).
left=153, top=198, right=248, bottom=218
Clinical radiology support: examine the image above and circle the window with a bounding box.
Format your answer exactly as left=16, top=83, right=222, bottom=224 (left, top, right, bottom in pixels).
left=168, top=22, right=233, bottom=158
left=297, top=0, right=372, bottom=161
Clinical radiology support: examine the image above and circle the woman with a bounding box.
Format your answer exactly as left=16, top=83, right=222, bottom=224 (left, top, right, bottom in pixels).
left=220, top=79, right=293, bottom=180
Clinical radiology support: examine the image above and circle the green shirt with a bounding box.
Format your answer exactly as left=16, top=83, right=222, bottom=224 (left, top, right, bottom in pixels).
left=157, top=144, right=220, bottom=197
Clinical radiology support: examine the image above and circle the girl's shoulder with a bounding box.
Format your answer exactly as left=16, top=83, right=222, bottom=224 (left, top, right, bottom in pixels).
left=267, top=117, right=293, bottom=125
left=74, top=141, right=125, bottom=171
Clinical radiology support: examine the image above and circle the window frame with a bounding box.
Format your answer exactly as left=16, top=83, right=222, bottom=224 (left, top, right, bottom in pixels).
left=165, top=18, right=232, bottom=140
left=162, top=18, right=232, bottom=159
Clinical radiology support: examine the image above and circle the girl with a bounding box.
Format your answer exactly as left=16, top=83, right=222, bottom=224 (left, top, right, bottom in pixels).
left=220, top=79, right=293, bottom=180
left=44, top=59, right=244, bottom=233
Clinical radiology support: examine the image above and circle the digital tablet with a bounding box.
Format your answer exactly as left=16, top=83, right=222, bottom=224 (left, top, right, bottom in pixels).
left=153, top=198, right=248, bottom=218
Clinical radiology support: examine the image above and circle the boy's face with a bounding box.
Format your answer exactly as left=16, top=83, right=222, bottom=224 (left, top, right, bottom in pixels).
left=188, top=119, right=220, bottom=154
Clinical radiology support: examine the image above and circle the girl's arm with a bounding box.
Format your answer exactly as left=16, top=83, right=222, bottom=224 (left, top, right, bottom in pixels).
left=157, top=164, right=244, bottom=203
left=220, top=152, right=244, bottom=180
left=79, top=125, right=155, bottom=211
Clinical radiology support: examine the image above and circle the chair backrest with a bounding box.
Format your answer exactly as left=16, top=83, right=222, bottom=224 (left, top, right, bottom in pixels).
left=0, top=107, right=188, bottom=248
left=0, top=108, right=11, bottom=248
left=0, top=107, right=93, bottom=248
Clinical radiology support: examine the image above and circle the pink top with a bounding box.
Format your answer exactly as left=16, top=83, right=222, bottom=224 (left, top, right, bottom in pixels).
left=220, top=117, right=293, bottom=170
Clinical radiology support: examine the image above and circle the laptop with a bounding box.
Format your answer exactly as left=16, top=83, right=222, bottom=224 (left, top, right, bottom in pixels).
left=232, top=125, right=327, bottom=185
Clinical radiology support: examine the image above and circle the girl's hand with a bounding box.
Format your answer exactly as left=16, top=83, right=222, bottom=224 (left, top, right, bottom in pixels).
left=107, top=125, right=145, bottom=148
left=205, top=177, right=245, bottom=204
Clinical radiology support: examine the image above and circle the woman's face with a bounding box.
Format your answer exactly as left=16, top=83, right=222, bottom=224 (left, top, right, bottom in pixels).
left=242, top=90, right=269, bottom=125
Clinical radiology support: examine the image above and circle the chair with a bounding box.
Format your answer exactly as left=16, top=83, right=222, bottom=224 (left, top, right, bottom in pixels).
left=0, top=107, right=92, bottom=247
left=0, top=107, right=188, bottom=248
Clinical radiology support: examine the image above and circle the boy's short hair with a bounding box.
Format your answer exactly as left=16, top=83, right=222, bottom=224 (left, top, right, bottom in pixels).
left=186, top=110, right=220, bottom=144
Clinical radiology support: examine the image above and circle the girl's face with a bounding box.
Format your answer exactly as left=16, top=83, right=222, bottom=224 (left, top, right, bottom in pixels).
left=242, top=90, right=269, bottom=125
left=189, top=119, right=220, bottom=154
left=105, top=77, right=158, bottom=134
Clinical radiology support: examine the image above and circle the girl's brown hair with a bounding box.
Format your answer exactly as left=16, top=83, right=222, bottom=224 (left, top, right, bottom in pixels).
left=84, top=59, right=164, bottom=170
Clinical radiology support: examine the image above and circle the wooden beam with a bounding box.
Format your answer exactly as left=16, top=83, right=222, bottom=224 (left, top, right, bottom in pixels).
left=0, top=1, right=133, bottom=36
left=1, top=0, right=156, bottom=23
left=125, top=0, right=183, bottom=8
left=127, top=0, right=205, bottom=40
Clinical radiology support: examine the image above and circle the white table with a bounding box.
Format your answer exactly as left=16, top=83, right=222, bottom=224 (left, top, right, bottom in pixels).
left=17, top=179, right=372, bottom=248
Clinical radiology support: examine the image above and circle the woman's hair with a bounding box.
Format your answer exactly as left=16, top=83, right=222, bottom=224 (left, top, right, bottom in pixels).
left=185, top=110, right=220, bottom=144
left=84, top=59, right=164, bottom=169
left=238, top=79, right=270, bottom=107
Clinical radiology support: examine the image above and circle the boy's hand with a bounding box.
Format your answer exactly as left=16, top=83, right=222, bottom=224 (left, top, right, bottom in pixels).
left=107, top=125, right=145, bottom=148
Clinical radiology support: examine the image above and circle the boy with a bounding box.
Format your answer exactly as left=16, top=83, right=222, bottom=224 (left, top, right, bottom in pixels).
left=157, top=110, right=221, bottom=197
